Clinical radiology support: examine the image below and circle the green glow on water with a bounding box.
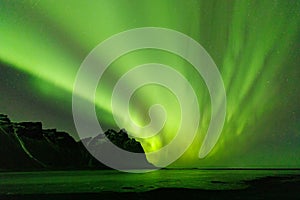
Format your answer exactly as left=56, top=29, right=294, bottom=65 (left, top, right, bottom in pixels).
left=1, top=170, right=299, bottom=193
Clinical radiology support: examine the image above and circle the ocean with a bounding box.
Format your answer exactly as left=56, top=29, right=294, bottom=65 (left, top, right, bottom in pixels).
left=1, top=169, right=299, bottom=195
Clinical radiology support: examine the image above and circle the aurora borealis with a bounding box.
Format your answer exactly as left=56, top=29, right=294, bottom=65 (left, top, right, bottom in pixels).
left=1, top=0, right=300, bottom=168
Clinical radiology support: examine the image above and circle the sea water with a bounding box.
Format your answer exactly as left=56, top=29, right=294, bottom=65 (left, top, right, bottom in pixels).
left=1, top=169, right=299, bottom=195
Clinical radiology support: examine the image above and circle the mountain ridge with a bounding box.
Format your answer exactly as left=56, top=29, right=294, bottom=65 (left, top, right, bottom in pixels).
left=0, top=114, right=153, bottom=171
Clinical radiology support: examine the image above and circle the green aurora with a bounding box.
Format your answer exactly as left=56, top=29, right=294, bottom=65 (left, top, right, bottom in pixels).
left=0, top=0, right=300, bottom=168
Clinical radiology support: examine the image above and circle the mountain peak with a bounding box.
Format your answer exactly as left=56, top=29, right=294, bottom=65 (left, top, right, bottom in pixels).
left=0, top=114, right=154, bottom=171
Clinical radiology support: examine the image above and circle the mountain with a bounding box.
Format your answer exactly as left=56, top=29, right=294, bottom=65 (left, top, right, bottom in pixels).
left=0, top=114, right=154, bottom=171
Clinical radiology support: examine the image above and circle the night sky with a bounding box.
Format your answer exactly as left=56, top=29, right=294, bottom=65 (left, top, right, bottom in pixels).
left=1, top=0, right=300, bottom=168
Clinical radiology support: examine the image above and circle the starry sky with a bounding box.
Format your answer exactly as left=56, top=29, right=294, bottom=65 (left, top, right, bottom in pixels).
left=0, top=0, right=300, bottom=168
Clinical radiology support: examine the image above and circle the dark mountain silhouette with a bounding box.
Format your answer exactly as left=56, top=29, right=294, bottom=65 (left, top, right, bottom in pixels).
left=0, top=114, right=154, bottom=171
